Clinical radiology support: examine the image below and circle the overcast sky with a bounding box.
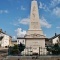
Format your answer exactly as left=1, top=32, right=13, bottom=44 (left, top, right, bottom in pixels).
left=0, top=0, right=60, bottom=39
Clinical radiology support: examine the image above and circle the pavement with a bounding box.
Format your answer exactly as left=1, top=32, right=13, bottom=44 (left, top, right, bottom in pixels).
left=0, top=48, right=8, bottom=60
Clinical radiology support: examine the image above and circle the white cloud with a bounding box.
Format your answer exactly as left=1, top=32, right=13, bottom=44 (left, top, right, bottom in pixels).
left=15, top=28, right=26, bottom=37
left=40, top=17, right=51, bottom=28
left=12, top=36, right=17, bottom=40
left=10, top=18, right=21, bottom=26
left=56, top=26, right=60, bottom=28
left=19, top=18, right=29, bottom=25
left=39, top=0, right=60, bottom=14
left=19, top=17, right=51, bottom=28
left=4, top=10, right=8, bottom=13
left=39, top=2, right=50, bottom=11
left=0, top=10, right=8, bottom=14
left=50, top=0, right=60, bottom=7
left=13, top=23, right=19, bottom=26
left=11, top=17, right=29, bottom=26
left=21, top=6, right=26, bottom=10
left=44, top=34, right=46, bottom=37
left=53, top=7, right=60, bottom=17
left=39, top=2, right=43, bottom=9
left=12, top=21, right=19, bottom=26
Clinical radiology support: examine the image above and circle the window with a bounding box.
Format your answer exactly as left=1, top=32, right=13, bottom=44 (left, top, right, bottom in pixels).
left=23, top=40, right=24, bottom=42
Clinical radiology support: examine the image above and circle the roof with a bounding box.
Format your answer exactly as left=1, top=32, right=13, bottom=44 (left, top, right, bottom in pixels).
left=12, top=40, right=17, bottom=42
left=17, top=37, right=47, bottom=39
left=45, top=38, right=49, bottom=41
left=49, top=34, right=60, bottom=40
left=0, top=29, right=12, bottom=38
left=17, top=37, right=25, bottom=39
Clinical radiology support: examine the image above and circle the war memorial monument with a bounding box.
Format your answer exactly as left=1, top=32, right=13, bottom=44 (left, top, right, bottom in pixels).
left=24, top=0, right=46, bottom=53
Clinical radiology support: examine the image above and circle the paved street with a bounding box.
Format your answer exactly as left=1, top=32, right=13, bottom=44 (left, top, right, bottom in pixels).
left=0, top=48, right=8, bottom=60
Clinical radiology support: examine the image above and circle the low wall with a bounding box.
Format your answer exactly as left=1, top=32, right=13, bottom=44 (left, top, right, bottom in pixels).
left=6, top=56, right=60, bottom=60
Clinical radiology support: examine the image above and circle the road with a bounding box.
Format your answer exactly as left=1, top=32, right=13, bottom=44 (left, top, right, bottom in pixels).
left=0, top=48, right=8, bottom=60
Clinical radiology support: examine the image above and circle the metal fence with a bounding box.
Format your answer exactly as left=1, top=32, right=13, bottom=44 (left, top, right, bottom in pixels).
left=8, top=47, right=51, bottom=56
left=21, top=47, right=48, bottom=56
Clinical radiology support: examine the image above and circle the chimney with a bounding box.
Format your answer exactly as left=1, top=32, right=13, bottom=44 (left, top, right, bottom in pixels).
left=55, top=33, right=57, bottom=36
left=0, top=29, right=2, bottom=33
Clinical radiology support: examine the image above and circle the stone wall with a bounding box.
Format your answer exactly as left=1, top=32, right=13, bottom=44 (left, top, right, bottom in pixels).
left=6, top=56, right=60, bottom=60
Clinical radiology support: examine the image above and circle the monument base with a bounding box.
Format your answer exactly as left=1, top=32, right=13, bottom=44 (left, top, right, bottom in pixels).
left=25, top=38, right=46, bottom=54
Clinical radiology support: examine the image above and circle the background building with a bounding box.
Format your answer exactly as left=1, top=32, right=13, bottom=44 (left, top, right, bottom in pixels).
left=17, top=37, right=25, bottom=45
left=49, top=33, right=60, bottom=45
left=11, top=40, right=17, bottom=46
left=0, top=29, right=12, bottom=48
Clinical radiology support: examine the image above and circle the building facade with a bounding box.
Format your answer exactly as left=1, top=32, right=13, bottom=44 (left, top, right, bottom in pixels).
left=17, top=37, right=25, bottom=45
left=11, top=40, right=17, bottom=46
left=0, top=29, right=12, bottom=48
left=49, top=33, right=60, bottom=45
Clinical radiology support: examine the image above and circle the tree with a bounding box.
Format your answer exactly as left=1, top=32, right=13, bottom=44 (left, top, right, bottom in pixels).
left=9, top=44, right=20, bottom=55
left=52, top=43, right=60, bottom=55
left=8, top=43, right=25, bottom=55
left=46, top=43, right=60, bottom=55
left=18, top=42, right=25, bottom=54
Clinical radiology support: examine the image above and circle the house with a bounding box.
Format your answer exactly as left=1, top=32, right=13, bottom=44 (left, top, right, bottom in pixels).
left=45, top=33, right=60, bottom=47
left=45, top=38, right=51, bottom=47
left=0, top=29, right=12, bottom=48
left=11, top=40, right=17, bottom=46
left=17, top=37, right=25, bottom=45
left=49, top=33, right=60, bottom=44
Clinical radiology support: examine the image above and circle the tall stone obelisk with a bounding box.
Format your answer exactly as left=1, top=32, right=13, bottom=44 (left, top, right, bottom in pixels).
left=26, top=0, right=45, bottom=38
left=29, top=0, right=40, bottom=30
left=25, top=0, right=46, bottom=53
